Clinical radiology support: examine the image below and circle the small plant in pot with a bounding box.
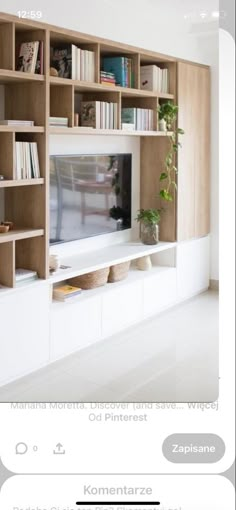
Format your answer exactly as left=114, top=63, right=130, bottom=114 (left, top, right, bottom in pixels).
left=136, top=208, right=161, bottom=245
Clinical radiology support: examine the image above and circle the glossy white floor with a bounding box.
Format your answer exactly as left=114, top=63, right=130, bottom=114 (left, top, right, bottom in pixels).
left=0, top=290, right=218, bottom=403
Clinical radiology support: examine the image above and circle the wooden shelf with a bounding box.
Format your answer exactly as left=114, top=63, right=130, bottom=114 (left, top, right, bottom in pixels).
left=50, top=240, right=177, bottom=284
left=0, top=228, right=44, bottom=244
left=0, top=178, right=45, bottom=188
left=49, top=127, right=173, bottom=137
left=0, top=126, right=45, bottom=133
left=50, top=76, right=174, bottom=99
left=0, top=69, right=45, bottom=83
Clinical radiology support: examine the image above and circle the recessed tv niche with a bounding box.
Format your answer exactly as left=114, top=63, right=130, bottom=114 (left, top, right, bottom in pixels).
left=50, top=153, right=132, bottom=244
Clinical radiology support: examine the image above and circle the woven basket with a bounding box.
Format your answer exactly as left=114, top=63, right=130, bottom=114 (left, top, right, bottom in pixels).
left=108, top=261, right=130, bottom=283
left=68, top=267, right=109, bottom=290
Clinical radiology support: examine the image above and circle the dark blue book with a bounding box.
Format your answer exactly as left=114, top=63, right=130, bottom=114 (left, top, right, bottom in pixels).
left=102, top=56, right=126, bottom=87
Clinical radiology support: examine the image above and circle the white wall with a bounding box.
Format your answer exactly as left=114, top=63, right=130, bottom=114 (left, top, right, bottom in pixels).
left=197, top=33, right=219, bottom=280
left=1, top=0, right=219, bottom=277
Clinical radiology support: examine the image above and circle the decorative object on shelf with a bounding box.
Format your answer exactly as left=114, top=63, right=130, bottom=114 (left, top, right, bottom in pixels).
left=157, top=101, right=184, bottom=202
left=68, top=267, right=109, bottom=290
left=1, top=221, right=14, bottom=230
left=50, top=67, right=58, bottom=77
left=0, top=225, right=9, bottom=234
left=136, top=255, right=152, bottom=271
left=158, top=118, right=167, bottom=132
left=74, top=113, right=79, bottom=127
left=49, top=254, right=60, bottom=273
left=108, top=261, right=131, bottom=283
left=136, top=209, right=161, bottom=245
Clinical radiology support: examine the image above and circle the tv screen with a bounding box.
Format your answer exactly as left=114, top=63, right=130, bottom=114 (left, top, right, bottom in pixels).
left=50, top=153, right=132, bottom=244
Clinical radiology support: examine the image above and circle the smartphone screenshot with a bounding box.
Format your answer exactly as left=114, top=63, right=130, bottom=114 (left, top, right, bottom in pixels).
left=0, top=0, right=235, bottom=508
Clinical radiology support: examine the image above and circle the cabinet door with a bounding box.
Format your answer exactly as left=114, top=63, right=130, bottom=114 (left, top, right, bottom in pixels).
left=50, top=295, right=102, bottom=361
left=0, top=284, right=50, bottom=386
left=177, top=62, right=210, bottom=241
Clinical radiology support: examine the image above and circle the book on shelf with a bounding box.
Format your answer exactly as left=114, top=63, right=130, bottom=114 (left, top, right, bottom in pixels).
left=16, top=41, right=43, bottom=74
left=102, top=56, right=134, bottom=88
left=140, top=65, right=169, bottom=93
left=100, top=70, right=116, bottom=85
left=15, top=142, right=40, bottom=179
left=35, top=41, right=44, bottom=74
left=121, top=122, right=135, bottom=131
left=81, top=101, right=118, bottom=129
left=53, top=284, right=82, bottom=302
left=49, top=117, right=69, bottom=127
left=0, top=120, right=34, bottom=126
left=50, top=45, right=95, bottom=81
left=15, top=268, right=38, bottom=286
left=121, top=107, right=154, bottom=131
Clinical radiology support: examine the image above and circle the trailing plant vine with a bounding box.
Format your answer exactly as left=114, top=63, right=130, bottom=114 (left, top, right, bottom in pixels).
left=158, top=102, right=184, bottom=202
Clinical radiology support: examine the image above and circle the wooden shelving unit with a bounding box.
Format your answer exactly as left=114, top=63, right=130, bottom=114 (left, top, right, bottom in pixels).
left=0, top=178, right=44, bottom=188
left=0, top=228, right=44, bottom=244
left=0, top=126, right=45, bottom=133
left=49, top=127, right=173, bottom=136
left=0, top=11, right=210, bottom=291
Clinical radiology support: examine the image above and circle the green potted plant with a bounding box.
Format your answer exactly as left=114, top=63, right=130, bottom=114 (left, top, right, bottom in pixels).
left=158, top=101, right=184, bottom=202
left=136, top=208, right=161, bottom=245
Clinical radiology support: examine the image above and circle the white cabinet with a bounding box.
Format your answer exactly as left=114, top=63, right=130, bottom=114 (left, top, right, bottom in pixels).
left=50, top=295, right=102, bottom=360
left=0, top=284, right=50, bottom=385
left=143, top=268, right=177, bottom=317
left=177, top=236, right=210, bottom=300
left=102, top=280, right=143, bottom=337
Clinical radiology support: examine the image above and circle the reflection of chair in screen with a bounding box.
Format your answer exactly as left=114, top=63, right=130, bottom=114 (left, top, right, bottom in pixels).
left=53, top=158, right=75, bottom=241
left=76, top=178, right=113, bottom=224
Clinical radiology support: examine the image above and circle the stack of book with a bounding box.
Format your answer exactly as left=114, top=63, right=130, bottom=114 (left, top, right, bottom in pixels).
left=102, top=56, right=134, bottom=88
left=0, top=120, right=34, bottom=127
left=16, top=41, right=44, bottom=74
left=53, top=284, right=82, bottom=302
left=140, top=65, right=169, bottom=93
left=49, top=117, right=69, bottom=127
left=15, top=142, right=40, bottom=179
left=121, top=107, right=154, bottom=131
left=100, top=71, right=116, bottom=86
left=50, top=44, right=95, bottom=81
left=81, top=100, right=118, bottom=130
left=15, top=269, right=38, bottom=287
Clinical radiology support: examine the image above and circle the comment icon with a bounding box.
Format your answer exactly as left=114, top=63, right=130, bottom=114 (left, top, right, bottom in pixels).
left=15, top=442, right=28, bottom=455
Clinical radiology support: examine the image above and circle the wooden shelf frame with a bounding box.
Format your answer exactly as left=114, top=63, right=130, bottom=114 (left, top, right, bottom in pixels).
left=49, top=127, right=173, bottom=137
left=0, top=178, right=44, bottom=188
left=0, top=11, right=210, bottom=291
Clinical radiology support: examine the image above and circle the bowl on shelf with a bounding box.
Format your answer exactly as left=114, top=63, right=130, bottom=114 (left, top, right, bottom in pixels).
left=1, top=221, right=14, bottom=230
left=0, top=225, right=9, bottom=233
left=108, top=261, right=131, bottom=283
left=68, top=267, right=110, bottom=290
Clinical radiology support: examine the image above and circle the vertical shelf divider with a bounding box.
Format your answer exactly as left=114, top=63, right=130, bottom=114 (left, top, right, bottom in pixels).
left=0, top=241, right=15, bottom=287
left=0, top=132, right=15, bottom=180
left=0, top=22, right=15, bottom=70
left=134, top=53, right=141, bottom=90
